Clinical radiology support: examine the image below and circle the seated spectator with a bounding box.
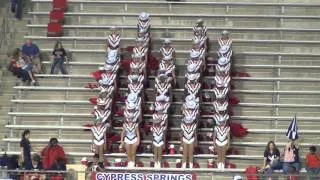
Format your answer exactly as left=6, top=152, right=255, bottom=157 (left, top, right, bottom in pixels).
left=51, top=41, right=68, bottom=74
left=21, top=39, right=42, bottom=73
left=24, top=154, right=46, bottom=180
left=17, top=56, right=37, bottom=85
left=262, top=141, right=281, bottom=180
left=41, top=138, right=67, bottom=170
left=305, top=146, right=320, bottom=180
left=283, top=141, right=300, bottom=175
left=7, top=48, right=21, bottom=77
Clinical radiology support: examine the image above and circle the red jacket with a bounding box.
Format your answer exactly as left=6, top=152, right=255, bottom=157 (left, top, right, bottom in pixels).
left=42, top=145, right=66, bottom=170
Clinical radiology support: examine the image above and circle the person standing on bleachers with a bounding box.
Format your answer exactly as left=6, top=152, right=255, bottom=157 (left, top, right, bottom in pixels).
left=50, top=41, right=68, bottom=74
left=20, top=130, right=32, bottom=170
left=21, top=39, right=42, bottom=74
left=262, top=141, right=281, bottom=180
left=105, top=26, right=121, bottom=54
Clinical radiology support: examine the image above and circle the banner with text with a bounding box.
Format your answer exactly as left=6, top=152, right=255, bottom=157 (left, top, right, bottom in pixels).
left=93, top=172, right=196, bottom=180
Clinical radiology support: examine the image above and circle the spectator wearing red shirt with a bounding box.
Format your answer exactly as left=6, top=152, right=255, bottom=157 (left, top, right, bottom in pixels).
left=41, top=138, right=67, bottom=170
left=305, top=146, right=320, bottom=180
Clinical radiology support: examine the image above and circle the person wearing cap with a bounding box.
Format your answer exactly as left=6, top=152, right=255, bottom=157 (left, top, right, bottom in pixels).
left=128, top=76, right=144, bottom=95
left=159, top=57, right=176, bottom=86
left=189, top=44, right=205, bottom=73
left=213, top=85, right=229, bottom=100
left=218, top=30, right=232, bottom=52
left=214, top=74, right=231, bottom=89
left=185, top=73, right=201, bottom=97
left=105, top=26, right=121, bottom=53
left=151, top=115, right=167, bottom=168
left=154, top=98, right=170, bottom=114
left=213, top=120, right=230, bottom=170
left=99, top=74, right=116, bottom=95
left=193, top=19, right=207, bottom=37
left=137, top=12, right=151, bottom=35
left=193, top=26, right=208, bottom=53
left=130, top=53, right=147, bottom=79
left=180, top=114, right=197, bottom=168
left=155, top=73, right=172, bottom=97
left=120, top=116, right=140, bottom=168
left=160, top=39, right=176, bottom=62
left=133, top=38, right=149, bottom=65
left=213, top=98, right=229, bottom=114
left=104, top=50, right=120, bottom=73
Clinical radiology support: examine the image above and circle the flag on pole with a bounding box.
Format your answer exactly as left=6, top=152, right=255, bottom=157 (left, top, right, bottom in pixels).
left=286, top=115, right=298, bottom=140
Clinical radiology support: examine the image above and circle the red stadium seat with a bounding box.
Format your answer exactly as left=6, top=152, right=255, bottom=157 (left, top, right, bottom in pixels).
left=52, top=0, right=68, bottom=11
left=50, top=11, right=64, bottom=23
left=47, top=23, right=63, bottom=37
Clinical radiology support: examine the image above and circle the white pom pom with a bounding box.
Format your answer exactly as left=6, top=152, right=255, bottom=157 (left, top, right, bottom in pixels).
left=170, top=144, right=175, bottom=148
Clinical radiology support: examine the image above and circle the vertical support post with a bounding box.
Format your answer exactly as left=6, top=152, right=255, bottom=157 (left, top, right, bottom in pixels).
left=80, top=3, right=84, bottom=12
left=274, top=55, right=282, bottom=142
left=169, top=3, right=172, bottom=13
left=225, top=5, right=229, bottom=26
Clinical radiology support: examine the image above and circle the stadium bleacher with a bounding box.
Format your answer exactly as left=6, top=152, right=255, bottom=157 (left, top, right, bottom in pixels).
left=2, top=0, right=320, bottom=179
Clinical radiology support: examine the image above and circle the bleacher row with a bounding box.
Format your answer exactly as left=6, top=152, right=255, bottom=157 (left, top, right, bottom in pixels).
left=3, top=0, right=320, bottom=178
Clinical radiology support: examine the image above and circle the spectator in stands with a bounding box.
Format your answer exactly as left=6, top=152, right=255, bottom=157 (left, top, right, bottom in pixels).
left=10, top=0, right=22, bottom=20
left=305, top=146, right=320, bottom=179
left=51, top=41, right=68, bottom=74
left=262, top=141, right=281, bottom=180
left=283, top=141, right=300, bottom=175
left=41, top=138, right=67, bottom=170
left=17, top=55, right=37, bottom=85
left=21, top=39, right=42, bottom=73
left=7, top=48, right=21, bottom=77
left=24, top=154, right=45, bottom=180
left=20, top=130, right=32, bottom=170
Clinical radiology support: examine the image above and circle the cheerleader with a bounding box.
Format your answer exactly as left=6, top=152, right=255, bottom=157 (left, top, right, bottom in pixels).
left=189, top=45, right=205, bottom=74
left=193, top=19, right=207, bottom=37
left=159, top=57, right=176, bottom=86
left=130, top=53, right=147, bottom=80
left=151, top=114, right=167, bottom=168
left=193, top=26, right=208, bottom=52
left=98, top=74, right=115, bottom=97
left=137, top=12, right=151, bottom=35
left=217, top=30, right=232, bottom=55
left=105, top=26, right=121, bottom=53
left=185, top=72, right=201, bottom=97
left=120, top=115, right=140, bottom=168
left=181, top=113, right=197, bottom=168
left=125, top=92, right=142, bottom=123
left=155, top=73, right=171, bottom=97
left=160, top=39, right=176, bottom=62
left=155, top=94, right=170, bottom=114
left=213, top=119, right=230, bottom=170
left=91, top=109, right=111, bottom=163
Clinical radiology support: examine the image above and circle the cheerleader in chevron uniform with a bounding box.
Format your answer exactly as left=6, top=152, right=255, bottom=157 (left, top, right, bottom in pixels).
left=137, top=12, right=151, bottom=37
left=159, top=57, right=176, bottom=86
left=151, top=113, right=168, bottom=168
left=181, top=100, right=198, bottom=169
left=105, top=26, right=121, bottom=54
left=213, top=119, right=230, bottom=170
left=160, top=39, right=176, bottom=63
left=193, top=19, right=207, bottom=37
left=185, top=70, right=201, bottom=98
left=155, top=73, right=172, bottom=99
left=120, top=93, right=141, bottom=168
left=193, top=26, right=208, bottom=53
left=91, top=103, right=112, bottom=163
left=189, top=46, right=205, bottom=74
left=217, top=30, right=232, bottom=55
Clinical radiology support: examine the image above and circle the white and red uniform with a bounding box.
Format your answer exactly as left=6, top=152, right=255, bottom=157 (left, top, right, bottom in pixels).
left=123, top=121, right=139, bottom=144
left=213, top=100, right=229, bottom=113
left=181, top=122, right=197, bottom=144
left=130, top=61, right=146, bottom=74
left=93, top=109, right=111, bottom=124
left=128, top=82, right=144, bottom=95
left=213, top=87, right=229, bottom=99
left=152, top=113, right=168, bottom=127
left=151, top=125, right=166, bottom=147
left=217, top=36, right=232, bottom=55
left=91, top=123, right=108, bottom=146
left=155, top=101, right=170, bottom=114
left=215, top=75, right=231, bottom=88
left=214, top=125, right=230, bottom=147
left=128, top=74, right=144, bottom=84
left=133, top=47, right=148, bottom=61
left=107, top=33, right=121, bottom=50
left=185, top=81, right=201, bottom=96
left=160, top=46, right=175, bottom=61
left=213, top=113, right=230, bottom=125
left=155, top=79, right=171, bottom=96
left=193, top=25, right=207, bottom=36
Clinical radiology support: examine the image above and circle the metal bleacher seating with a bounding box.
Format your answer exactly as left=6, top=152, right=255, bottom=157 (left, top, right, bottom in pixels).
left=3, top=0, right=320, bottom=178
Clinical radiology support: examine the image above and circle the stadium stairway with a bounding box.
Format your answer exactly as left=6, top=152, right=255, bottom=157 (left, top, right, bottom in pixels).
left=2, top=0, right=320, bottom=179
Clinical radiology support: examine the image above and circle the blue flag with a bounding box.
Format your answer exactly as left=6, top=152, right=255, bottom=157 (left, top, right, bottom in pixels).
left=286, top=115, right=298, bottom=140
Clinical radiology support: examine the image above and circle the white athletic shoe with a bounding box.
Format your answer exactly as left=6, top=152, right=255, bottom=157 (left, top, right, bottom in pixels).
left=217, top=162, right=222, bottom=170
left=221, top=163, right=225, bottom=171
left=189, top=163, right=193, bottom=169
left=182, top=162, right=187, bottom=168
